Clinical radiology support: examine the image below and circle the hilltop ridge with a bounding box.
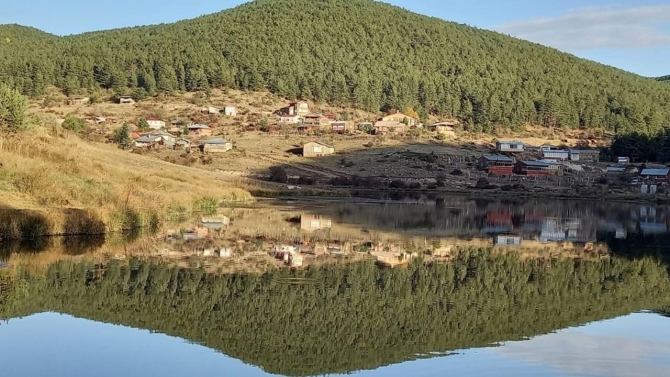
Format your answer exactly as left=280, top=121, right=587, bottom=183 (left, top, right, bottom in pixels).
left=1, top=0, right=670, bottom=134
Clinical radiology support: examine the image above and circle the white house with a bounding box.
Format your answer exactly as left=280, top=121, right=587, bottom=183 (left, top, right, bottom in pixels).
left=279, top=114, right=301, bottom=124
left=146, top=117, right=166, bottom=130
left=134, top=135, right=162, bottom=148
left=224, top=106, right=237, bottom=116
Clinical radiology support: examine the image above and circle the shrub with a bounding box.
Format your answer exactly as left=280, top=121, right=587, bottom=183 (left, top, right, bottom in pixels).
left=0, top=84, right=29, bottom=131
left=450, top=169, right=463, bottom=176
left=389, top=180, right=407, bottom=189
left=61, top=115, right=88, bottom=133
left=269, top=166, right=288, bottom=183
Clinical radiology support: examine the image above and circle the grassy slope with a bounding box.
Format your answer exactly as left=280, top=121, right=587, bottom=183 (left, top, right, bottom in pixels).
left=0, top=128, right=251, bottom=238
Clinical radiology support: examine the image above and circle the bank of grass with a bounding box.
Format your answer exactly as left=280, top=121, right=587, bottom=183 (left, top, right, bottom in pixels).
left=0, top=128, right=252, bottom=238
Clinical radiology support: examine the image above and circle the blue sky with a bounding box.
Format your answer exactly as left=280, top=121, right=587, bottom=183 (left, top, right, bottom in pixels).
left=2, top=0, right=670, bottom=77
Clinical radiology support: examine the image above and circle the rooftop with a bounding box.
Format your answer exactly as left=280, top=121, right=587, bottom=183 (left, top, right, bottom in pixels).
left=641, top=168, right=670, bottom=176
left=519, top=160, right=550, bottom=167
left=482, top=155, right=513, bottom=162
left=202, top=137, right=229, bottom=145
left=307, top=141, right=334, bottom=148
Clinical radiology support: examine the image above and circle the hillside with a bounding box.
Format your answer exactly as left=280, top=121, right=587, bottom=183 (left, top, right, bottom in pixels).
left=659, top=75, right=670, bottom=82
left=2, top=0, right=670, bottom=134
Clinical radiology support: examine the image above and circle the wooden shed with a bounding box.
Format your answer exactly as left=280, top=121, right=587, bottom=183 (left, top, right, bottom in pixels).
left=303, top=141, right=335, bottom=158
left=201, top=138, right=232, bottom=153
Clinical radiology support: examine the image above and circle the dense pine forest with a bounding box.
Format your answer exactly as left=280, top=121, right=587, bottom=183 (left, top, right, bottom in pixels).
left=2, top=249, right=670, bottom=376
left=1, top=0, right=670, bottom=134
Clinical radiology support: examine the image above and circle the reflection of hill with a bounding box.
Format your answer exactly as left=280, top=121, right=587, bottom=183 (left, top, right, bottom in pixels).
left=3, top=250, right=670, bottom=376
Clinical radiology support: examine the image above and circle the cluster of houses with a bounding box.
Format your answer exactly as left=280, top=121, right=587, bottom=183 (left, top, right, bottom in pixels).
left=130, top=117, right=232, bottom=153
left=478, top=141, right=602, bottom=177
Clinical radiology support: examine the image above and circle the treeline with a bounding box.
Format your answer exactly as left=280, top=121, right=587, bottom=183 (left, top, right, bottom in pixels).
left=2, top=249, right=670, bottom=376
left=609, top=129, right=670, bottom=163
left=659, top=76, right=670, bottom=82
left=2, top=0, right=670, bottom=134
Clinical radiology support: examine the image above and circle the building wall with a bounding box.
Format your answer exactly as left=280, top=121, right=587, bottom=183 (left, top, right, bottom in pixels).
left=203, top=143, right=232, bottom=153
left=303, top=143, right=334, bottom=157
left=497, top=143, right=524, bottom=152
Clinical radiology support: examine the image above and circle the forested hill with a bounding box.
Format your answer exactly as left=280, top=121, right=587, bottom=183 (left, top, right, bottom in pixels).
left=659, top=76, right=670, bottom=82
left=2, top=0, right=670, bottom=134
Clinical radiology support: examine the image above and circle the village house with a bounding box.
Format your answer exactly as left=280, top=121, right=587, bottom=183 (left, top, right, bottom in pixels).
left=606, top=166, right=627, bottom=177
left=67, top=96, right=90, bottom=106
left=640, top=168, right=670, bottom=183
left=146, top=117, right=166, bottom=130
left=201, top=137, right=232, bottom=153
left=223, top=105, right=237, bottom=116
left=176, top=138, right=191, bottom=151
left=303, top=141, right=335, bottom=158
left=477, top=155, right=514, bottom=175
left=287, top=101, right=309, bottom=116
left=300, top=214, right=333, bottom=232
left=373, top=121, right=405, bottom=135
left=330, top=121, right=348, bottom=134
left=147, top=129, right=176, bottom=145
left=514, top=160, right=551, bottom=176
left=118, top=96, right=135, bottom=105
left=200, top=215, right=230, bottom=230
left=496, top=141, right=525, bottom=153
left=429, top=122, right=456, bottom=137
left=381, top=111, right=417, bottom=126
left=570, top=149, right=600, bottom=163
left=541, top=147, right=570, bottom=161
left=134, top=135, right=162, bottom=148
left=618, top=157, right=631, bottom=165
left=303, top=113, right=328, bottom=126
left=202, top=106, right=219, bottom=115
left=187, top=124, right=213, bottom=136
left=279, top=114, right=301, bottom=124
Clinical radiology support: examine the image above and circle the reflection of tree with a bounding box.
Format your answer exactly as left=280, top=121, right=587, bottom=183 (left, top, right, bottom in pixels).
left=2, top=249, right=670, bottom=376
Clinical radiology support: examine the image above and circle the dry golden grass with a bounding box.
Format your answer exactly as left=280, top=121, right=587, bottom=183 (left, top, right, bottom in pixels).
left=0, top=127, right=252, bottom=236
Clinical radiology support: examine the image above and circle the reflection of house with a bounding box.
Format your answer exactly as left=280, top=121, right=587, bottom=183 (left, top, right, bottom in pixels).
left=201, top=215, right=230, bottom=230
left=201, top=138, right=232, bottom=153
left=381, top=112, right=417, bottom=126
left=618, top=157, right=630, bottom=165
left=539, top=218, right=580, bottom=242
left=494, top=235, right=521, bottom=247
left=514, top=161, right=551, bottom=176
left=606, top=167, right=626, bottom=177
left=303, top=141, right=335, bottom=157
left=373, top=121, right=405, bottom=134
left=496, top=141, right=525, bottom=153
left=484, top=212, right=513, bottom=233
left=183, top=227, right=209, bottom=240
left=300, top=215, right=332, bottom=231
left=478, top=155, right=514, bottom=175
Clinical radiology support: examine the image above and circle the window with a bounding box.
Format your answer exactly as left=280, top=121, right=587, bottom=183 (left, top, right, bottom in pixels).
left=313, top=146, right=322, bottom=153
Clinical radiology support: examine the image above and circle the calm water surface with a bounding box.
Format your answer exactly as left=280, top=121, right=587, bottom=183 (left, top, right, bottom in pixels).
left=2, top=195, right=670, bottom=376
left=1, top=313, right=669, bottom=377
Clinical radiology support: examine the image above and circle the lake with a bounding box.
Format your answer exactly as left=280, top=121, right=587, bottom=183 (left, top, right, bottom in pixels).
left=1, top=195, right=670, bottom=376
